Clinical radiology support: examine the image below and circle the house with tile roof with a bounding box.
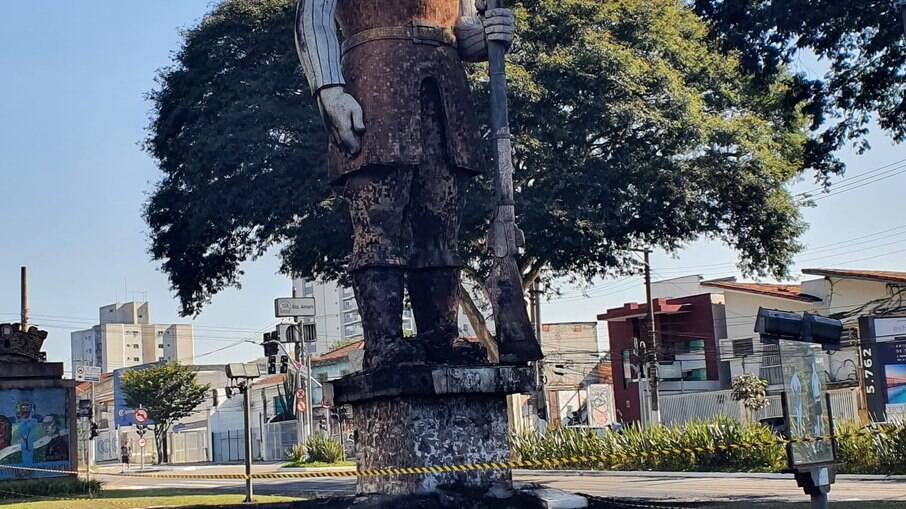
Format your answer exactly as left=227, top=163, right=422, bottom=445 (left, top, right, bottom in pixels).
left=599, top=268, right=906, bottom=424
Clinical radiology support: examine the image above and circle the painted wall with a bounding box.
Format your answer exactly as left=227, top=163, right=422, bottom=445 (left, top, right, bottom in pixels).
left=0, top=387, right=71, bottom=480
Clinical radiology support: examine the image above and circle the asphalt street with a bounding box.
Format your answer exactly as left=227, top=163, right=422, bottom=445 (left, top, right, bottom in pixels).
left=92, top=464, right=906, bottom=504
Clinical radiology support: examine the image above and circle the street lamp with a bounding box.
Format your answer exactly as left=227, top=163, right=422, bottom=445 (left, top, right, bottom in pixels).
left=225, top=363, right=261, bottom=504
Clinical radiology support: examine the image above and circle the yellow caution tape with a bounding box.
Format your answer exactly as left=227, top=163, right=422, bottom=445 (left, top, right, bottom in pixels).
left=0, top=425, right=899, bottom=481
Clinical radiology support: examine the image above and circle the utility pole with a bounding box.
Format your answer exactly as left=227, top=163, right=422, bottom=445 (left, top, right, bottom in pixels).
left=639, top=249, right=660, bottom=425
left=291, top=286, right=306, bottom=447
left=20, top=266, right=28, bottom=332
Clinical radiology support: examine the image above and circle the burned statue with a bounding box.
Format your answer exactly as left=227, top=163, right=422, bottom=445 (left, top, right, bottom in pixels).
left=295, top=0, right=543, bottom=369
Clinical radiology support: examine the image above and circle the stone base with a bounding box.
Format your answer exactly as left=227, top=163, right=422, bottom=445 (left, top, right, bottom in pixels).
left=328, top=364, right=536, bottom=497
left=354, top=394, right=511, bottom=495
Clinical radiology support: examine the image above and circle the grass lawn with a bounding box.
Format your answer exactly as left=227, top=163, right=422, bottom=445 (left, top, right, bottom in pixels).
left=0, top=489, right=301, bottom=509
left=282, top=460, right=356, bottom=469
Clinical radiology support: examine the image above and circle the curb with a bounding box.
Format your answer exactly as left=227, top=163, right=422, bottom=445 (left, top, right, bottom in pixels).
left=514, top=469, right=906, bottom=482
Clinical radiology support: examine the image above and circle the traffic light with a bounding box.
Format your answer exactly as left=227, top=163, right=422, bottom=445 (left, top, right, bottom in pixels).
left=89, top=422, right=99, bottom=440
left=263, top=333, right=280, bottom=356
left=280, top=355, right=289, bottom=374
left=267, top=356, right=277, bottom=375
left=136, top=424, right=148, bottom=437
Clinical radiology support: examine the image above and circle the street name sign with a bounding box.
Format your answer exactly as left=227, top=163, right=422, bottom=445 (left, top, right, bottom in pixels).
left=274, top=297, right=316, bottom=318
left=75, top=365, right=102, bottom=382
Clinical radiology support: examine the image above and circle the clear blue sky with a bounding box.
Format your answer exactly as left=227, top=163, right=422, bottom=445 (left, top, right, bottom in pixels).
left=1, top=1, right=903, bottom=372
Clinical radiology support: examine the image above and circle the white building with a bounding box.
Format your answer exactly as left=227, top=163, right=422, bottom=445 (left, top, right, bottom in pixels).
left=292, top=278, right=475, bottom=354
left=71, top=302, right=194, bottom=373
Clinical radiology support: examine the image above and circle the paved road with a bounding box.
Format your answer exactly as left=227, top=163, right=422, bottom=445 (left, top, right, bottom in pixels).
left=516, top=471, right=906, bottom=504
left=93, top=464, right=906, bottom=504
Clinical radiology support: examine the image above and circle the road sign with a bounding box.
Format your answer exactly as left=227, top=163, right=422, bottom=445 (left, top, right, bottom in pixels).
left=134, top=408, right=149, bottom=424
left=138, top=438, right=146, bottom=448
left=274, top=297, right=316, bottom=318
left=75, top=365, right=102, bottom=382
left=304, top=341, right=318, bottom=354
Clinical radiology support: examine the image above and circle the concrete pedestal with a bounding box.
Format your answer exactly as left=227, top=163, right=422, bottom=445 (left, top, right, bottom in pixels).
left=327, top=365, right=535, bottom=497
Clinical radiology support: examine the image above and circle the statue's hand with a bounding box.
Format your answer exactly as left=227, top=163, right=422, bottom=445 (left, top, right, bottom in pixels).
left=482, top=8, right=515, bottom=51
left=317, top=86, right=365, bottom=157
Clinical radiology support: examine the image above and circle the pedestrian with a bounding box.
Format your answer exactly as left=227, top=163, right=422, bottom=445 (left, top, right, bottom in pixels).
left=120, top=444, right=130, bottom=472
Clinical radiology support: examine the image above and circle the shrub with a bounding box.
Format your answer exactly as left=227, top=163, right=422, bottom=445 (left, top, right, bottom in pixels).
left=304, top=434, right=345, bottom=464
left=0, top=477, right=101, bottom=499
left=511, top=417, right=785, bottom=473
left=285, top=443, right=307, bottom=464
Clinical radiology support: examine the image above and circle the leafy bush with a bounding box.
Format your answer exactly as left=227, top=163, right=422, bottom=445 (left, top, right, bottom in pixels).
left=0, top=477, right=102, bottom=499
left=284, top=436, right=346, bottom=465
left=285, top=443, right=307, bottom=464
left=512, top=417, right=785, bottom=473
left=835, top=421, right=906, bottom=474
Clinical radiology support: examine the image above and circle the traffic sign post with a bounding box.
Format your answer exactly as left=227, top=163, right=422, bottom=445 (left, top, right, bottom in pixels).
left=134, top=408, right=149, bottom=425
left=274, top=297, right=316, bottom=318
left=75, top=365, right=102, bottom=383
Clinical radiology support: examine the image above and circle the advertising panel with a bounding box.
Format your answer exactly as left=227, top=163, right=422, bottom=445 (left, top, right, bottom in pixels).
left=113, top=366, right=155, bottom=427
left=859, top=316, right=906, bottom=422
left=779, top=339, right=834, bottom=467
left=0, top=388, right=71, bottom=480
left=587, top=384, right=616, bottom=427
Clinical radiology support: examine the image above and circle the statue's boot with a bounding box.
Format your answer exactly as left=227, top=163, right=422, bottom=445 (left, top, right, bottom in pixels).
left=408, top=268, right=487, bottom=364
left=353, top=267, right=424, bottom=370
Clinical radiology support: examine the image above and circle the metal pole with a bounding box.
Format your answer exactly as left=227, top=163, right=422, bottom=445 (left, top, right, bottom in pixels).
left=305, top=353, right=313, bottom=438
left=89, top=383, right=95, bottom=469
left=20, top=266, right=28, bottom=332
left=292, top=286, right=305, bottom=448
left=811, top=493, right=828, bottom=509
left=242, top=383, right=254, bottom=504
left=642, top=250, right=660, bottom=424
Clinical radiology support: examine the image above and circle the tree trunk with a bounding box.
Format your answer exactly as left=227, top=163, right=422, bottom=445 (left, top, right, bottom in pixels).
left=459, top=282, right=499, bottom=363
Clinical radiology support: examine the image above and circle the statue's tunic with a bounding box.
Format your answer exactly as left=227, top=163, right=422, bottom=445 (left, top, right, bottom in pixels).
left=328, top=0, right=483, bottom=183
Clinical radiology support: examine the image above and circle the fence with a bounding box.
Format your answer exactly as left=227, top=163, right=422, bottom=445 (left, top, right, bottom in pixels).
left=212, top=429, right=261, bottom=463
left=262, top=420, right=300, bottom=461
left=661, top=388, right=860, bottom=427
left=169, top=430, right=208, bottom=463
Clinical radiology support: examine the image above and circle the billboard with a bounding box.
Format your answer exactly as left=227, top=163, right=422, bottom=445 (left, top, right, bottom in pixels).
left=113, top=366, right=155, bottom=427
left=779, top=339, right=834, bottom=467
left=0, top=388, right=71, bottom=480
left=859, top=316, right=906, bottom=422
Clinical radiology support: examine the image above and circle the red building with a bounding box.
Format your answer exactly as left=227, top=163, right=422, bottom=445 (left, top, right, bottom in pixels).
left=598, top=293, right=726, bottom=423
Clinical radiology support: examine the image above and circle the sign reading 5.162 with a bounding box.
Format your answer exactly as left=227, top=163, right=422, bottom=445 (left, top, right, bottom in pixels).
left=274, top=297, right=316, bottom=318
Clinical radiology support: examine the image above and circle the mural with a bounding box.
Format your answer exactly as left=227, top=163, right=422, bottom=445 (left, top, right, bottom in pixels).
left=0, top=388, right=70, bottom=480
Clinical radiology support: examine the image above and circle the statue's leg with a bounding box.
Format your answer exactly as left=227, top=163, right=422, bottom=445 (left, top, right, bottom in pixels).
left=343, top=167, right=423, bottom=370
left=408, top=79, right=484, bottom=364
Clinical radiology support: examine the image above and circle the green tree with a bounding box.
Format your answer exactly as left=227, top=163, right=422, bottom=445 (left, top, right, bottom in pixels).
left=692, top=0, right=906, bottom=179
left=119, top=363, right=211, bottom=464
left=731, top=373, right=770, bottom=422
left=145, top=0, right=822, bottom=350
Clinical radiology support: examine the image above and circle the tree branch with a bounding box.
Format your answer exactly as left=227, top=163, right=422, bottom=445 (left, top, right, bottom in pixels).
left=522, top=258, right=546, bottom=291
left=459, top=281, right=499, bottom=363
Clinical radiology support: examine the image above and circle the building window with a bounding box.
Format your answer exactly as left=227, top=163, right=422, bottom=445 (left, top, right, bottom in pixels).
left=759, top=343, right=783, bottom=385
left=622, top=350, right=632, bottom=389
left=158, top=344, right=163, bottom=349
left=574, top=325, right=582, bottom=332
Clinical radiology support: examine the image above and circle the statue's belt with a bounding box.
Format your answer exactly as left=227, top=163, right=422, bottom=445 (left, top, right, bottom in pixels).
left=342, top=25, right=456, bottom=55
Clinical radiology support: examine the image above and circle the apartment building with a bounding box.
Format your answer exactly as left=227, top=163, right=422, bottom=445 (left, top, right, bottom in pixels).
left=291, top=278, right=475, bottom=353
left=71, top=302, right=194, bottom=373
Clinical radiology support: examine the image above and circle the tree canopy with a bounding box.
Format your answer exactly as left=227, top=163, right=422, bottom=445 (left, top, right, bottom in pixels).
left=120, top=363, right=211, bottom=463
left=693, top=0, right=906, bottom=177
left=145, top=0, right=823, bottom=336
